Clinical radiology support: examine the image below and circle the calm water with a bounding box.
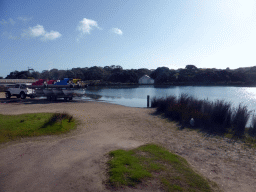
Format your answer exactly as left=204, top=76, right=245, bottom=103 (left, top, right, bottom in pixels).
left=80, top=85, right=256, bottom=126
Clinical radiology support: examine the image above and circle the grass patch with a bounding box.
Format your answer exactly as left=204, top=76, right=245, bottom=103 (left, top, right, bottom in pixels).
left=106, top=143, right=219, bottom=191
left=0, top=112, right=76, bottom=143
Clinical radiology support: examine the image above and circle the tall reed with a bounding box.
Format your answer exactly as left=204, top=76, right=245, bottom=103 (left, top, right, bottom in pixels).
left=151, top=94, right=250, bottom=136
left=232, top=104, right=250, bottom=137
left=209, top=100, right=232, bottom=133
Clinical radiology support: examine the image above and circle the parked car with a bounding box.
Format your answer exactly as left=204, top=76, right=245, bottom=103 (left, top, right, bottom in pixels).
left=5, top=83, right=35, bottom=99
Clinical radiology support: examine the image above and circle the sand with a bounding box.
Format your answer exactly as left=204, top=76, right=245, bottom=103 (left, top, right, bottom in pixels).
left=0, top=92, right=256, bottom=192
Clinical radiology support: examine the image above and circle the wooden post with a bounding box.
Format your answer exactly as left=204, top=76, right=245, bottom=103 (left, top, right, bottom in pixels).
left=147, top=95, right=150, bottom=108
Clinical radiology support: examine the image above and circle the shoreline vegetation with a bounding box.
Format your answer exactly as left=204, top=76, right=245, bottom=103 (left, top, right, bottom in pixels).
left=151, top=94, right=256, bottom=148
left=85, top=81, right=256, bottom=87
left=3, top=64, right=256, bottom=88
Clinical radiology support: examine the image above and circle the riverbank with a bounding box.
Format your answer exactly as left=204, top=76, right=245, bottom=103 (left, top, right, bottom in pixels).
left=0, top=94, right=256, bottom=191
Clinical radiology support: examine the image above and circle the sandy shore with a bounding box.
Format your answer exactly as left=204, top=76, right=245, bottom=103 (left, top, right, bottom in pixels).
left=0, top=92, right=256, bottom=192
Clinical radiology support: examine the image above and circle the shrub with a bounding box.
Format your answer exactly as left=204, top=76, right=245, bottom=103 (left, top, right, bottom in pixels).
left=188, top=99, right=204, bottom=113
left=155, top=96, right=177, bottom=114
left=151, top=97, right=158, bottom=108
left=166, top=103, right=182, bottom=122
left=155, top=97, right=168, bottom=113
left=209, top=100, right=232, bottom=134
left=188, top=100, right=207, bottom=130
left=152, top=94, right=252, bottom=138
left=232, top=104, right=250, bottom=137
left=165, top=95, right=176, bottom=107
left=177, top=93, right=191, bottom=107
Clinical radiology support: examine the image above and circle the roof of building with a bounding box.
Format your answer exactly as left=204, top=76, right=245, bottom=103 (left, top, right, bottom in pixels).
left=139, top=75, right=152, bottom=79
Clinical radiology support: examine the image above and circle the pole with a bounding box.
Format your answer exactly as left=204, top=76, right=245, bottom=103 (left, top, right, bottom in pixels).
left=147, top=95, right=150, bottom=108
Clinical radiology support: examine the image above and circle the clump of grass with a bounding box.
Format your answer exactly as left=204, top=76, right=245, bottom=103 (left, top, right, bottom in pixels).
left=40, top=112, right=73, bottom=128
left=0, top=112, right=76, bottom=143
left=105, top=143, right=216, bottom=191
left=151, top=94, right=251, bottom=138
left=232, top=104, right=250, bottom=137
left=156, top=97, right=169, bottom=113
left=151, top=96, right=159, bottom=108
left=208, top=100, right=232, bottom=133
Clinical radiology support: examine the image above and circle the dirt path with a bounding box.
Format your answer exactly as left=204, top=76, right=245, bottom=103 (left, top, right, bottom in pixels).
left=0, top=94, right=256, bottom=192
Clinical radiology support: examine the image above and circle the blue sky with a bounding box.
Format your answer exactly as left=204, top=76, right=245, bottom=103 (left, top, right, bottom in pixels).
left=1, top=0, right=256, bottom=78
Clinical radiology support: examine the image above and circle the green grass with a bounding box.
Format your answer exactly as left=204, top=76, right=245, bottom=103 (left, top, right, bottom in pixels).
left=106, top=143, right=220, bottom=191
left=0, top=112, right=77, bottom=143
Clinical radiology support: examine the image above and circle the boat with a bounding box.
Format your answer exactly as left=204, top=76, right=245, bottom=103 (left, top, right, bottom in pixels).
left=62, top=89, right=74, bottom=96
left=35, top=89, right=44, bottom=96
left=43, top=89, right=53, bottom=96
left=73, top=89, right=86, bottom=95
left=52, top=89, right=63, bottom=95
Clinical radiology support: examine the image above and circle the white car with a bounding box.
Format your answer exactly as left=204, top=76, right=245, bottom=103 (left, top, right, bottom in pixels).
left=5, top=83, right=35, bottom=99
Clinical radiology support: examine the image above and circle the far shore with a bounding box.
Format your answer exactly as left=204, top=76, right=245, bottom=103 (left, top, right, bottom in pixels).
left=2, top=81, right=256, bottom=90
left=84, top=82, right=256, bottom=87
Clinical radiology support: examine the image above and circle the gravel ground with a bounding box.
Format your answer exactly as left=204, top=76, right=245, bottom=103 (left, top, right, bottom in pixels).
left=0, top=92, right=256, bottom=192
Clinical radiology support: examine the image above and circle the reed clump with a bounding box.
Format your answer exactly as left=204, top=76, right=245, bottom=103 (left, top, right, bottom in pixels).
left=41, top=112, right=73, bottom=128
left=151, top=94, right=252, bottom=137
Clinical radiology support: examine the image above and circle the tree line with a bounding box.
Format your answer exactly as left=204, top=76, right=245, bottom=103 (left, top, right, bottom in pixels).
left=2, top=64, right=256, bottom=85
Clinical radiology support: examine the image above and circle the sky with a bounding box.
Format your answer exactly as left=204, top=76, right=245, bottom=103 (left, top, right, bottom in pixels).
left=1, top=0, right=256, bottom=78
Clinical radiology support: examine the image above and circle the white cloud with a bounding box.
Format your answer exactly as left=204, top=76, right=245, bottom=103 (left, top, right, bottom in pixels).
left=17, top=16, right=32, bottom=22
left=22, top=24, right=61, bottom=41
left=111, top=28, right=123, bottom=35
left=27, top=25, right=45, bottom=37
left=76, top=18, right=100, bottom=40
left=0, top=18, right=15, bottom=25
left=41, top=31, right=62, bottom=41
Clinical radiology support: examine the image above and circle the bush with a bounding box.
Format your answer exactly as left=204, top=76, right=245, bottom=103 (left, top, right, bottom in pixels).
left=209, top=100, right=232, bottom=133
left=156, top=97, right=168, bottom=113
left=155, top=96, right=176, bottom=114
left=232, top=104, right=250, bottom=137
left=151, top=97, right=158, bottom=108
left=152, top=94, right=251, bottom=137
left=177, top=93, right=191, bottom=107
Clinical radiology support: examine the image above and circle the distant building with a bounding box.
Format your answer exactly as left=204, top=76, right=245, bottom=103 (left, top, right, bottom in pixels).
left=185, top=65, right=197, bottom=70
left=138, top=75, right=154, bottom=84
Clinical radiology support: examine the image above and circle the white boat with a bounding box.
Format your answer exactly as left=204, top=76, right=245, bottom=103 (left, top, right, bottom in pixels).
left=52, top=89, right=63, bottom=95
left=73, top=89, right=86, bottom=95
left=62, top=89, right=74, bottom=96
left=43, top=89, right=53, bottom=96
